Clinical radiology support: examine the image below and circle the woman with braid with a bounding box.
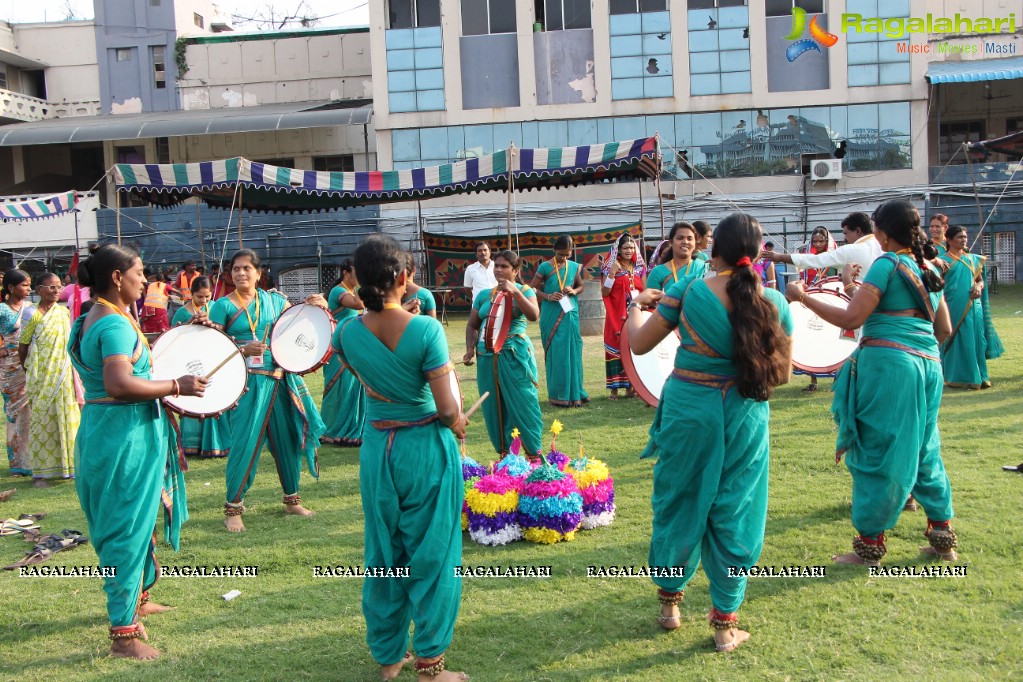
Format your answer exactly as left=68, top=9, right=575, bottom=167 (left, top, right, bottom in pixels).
left=627, top=214, right=793, bottom=653
left=787, top=199, right=958, bottom=567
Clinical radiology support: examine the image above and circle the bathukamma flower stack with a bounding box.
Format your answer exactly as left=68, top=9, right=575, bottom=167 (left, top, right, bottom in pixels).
left=568, top=447, right=616, bottom=529
left=464, top=473, right=523, bottom=545
left=461, top=455, right=488, bottom=531
left=518, top=421, right=583, bottom=544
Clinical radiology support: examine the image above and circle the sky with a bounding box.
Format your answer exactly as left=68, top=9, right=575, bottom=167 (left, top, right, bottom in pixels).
left=0, top=1, right=370, bottom=29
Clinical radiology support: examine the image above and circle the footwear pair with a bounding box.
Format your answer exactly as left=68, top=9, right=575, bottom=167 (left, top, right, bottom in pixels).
left=2, top=529, right=89, bottom=570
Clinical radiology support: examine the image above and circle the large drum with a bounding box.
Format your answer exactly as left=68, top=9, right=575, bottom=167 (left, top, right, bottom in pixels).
left=621, top=309, right=681, bottom=408
left=484, top=290, right=512, bottom=354
left=813, top=275, right=862, bottom=295
left=789, top=288, right=859, bottom=375
left=150, top=325, right=248, bottom=418
left=270, top=303, right=335, bottom=374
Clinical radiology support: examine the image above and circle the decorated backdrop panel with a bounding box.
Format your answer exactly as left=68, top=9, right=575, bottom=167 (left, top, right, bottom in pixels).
left=425, top=222, right=643, bottom=309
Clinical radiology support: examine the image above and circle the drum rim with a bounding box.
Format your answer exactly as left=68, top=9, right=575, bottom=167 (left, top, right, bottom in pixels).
left=448, top=369, right=462, bottom=412
left=152, top=324, right=249, bottom=417
left=619, top=309, right=680, bottom=408
left=269, top=303, right=337, bottom=375
left=790, top=287, right=855, bottom=374
left=485, top=290, right=513, bottom=354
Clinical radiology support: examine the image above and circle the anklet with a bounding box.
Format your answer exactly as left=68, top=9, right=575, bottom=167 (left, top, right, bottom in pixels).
left=283, top=494, right=302, bottom=506
left=414, top=655, right=445, bottom=677
left=657, top=588, right=684, bottom=605
left=109, top=624, right=144, bottom=640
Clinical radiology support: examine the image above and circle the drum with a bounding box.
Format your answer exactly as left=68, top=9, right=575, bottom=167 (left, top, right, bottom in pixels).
left=150, top=325, right=248, bottom=418
left=813, top=275, right=862, bottom=295
left=789, top=288, right=859, bottom=375
left=484, top=290, right=512, bottom=354
left=270, top=303, right=336, bottom=374
left=448, top=368, right=462, bottom=411
left=620, top=309, right=681, bottom=408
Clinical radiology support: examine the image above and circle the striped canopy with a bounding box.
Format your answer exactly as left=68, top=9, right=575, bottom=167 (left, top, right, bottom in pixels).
left=113, top=137, right=660, bottom=213
left=0, top=191, right=77, bottom=221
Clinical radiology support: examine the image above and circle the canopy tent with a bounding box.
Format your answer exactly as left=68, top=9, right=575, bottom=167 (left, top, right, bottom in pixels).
left=112, top=137, right=660, bottom=213
left=0, top=190, right=78, bottom=221
left=968, top=129, right=1023, bottom=159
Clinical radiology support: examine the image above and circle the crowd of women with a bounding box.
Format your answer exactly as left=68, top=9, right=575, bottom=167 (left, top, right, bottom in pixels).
left=1, top=199, right=1004, bottom=676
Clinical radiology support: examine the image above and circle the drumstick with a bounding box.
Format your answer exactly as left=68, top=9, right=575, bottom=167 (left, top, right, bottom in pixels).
left=465, top=391, right=489, bottom=420
left=205, top=348, right=242, bottom=380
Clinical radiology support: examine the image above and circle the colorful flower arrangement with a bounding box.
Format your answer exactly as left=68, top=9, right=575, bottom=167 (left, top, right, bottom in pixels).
left=464, top=473, right=522, bottom=545
left=461, top=455, right=488, bottom=531
left=568, top=448, right=616, bottom=529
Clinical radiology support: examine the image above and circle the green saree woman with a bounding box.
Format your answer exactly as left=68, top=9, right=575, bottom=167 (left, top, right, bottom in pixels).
left=322, top=277, right=367, bottom=446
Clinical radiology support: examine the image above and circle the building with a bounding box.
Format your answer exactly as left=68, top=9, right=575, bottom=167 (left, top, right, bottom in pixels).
left=367, top=0, right=1021, bottom=282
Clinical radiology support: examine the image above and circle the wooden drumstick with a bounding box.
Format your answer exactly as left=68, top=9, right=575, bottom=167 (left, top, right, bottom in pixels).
left=205, top=348, right=242, bottom=380
left=465, top=391, right=490, bottom=420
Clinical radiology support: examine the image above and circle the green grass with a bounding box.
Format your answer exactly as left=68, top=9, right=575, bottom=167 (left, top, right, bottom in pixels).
left=2, top=288, right=1022, bottom=681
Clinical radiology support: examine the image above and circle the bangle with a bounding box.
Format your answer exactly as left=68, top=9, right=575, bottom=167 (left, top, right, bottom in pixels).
left=799, top=292, right=807, bottom=305
left=843, top=283, right=856, bottom=293
left=171, top=379, right=180, bottom=398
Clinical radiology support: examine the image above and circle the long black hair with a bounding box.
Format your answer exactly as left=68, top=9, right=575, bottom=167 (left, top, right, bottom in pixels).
left=660, top=221, right=696, bottom=264
left=353, top=235, right=407, bottom=312
left=1, top=269, right=29, bottom=303
left=332, top=258, right=355, bottom=289
left=77, top=244, right=140, bottom=295
left=712, top=214, right=790, bottom=401
left=872, top=200, right=943, bottom=292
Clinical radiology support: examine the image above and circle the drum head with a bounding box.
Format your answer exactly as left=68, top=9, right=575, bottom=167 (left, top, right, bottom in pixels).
left=621, top=310, right=680, bottom=408
left=270, top=304, right=336, bottom=374
left=485, top=291, right=512, bottom=354
left=448, top=369, right=462, bottom=411
left=789, top=288, right=859, bottom=374
left=813, top=276, right=861, bottom=295
left=151, top=325, right=247, bottom=417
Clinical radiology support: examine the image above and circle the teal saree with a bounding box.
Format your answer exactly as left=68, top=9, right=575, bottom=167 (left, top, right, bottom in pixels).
left=68, top=313, right=186, bottom=627
left=938, top=251, right=1003, bottom=388
left=535, top=259, right=588, bottom=407
left=641, top=277, right=792, bottom=614
left=335, top=315, right=463, bottom=664
left=322, top=284, right=366, bottom=446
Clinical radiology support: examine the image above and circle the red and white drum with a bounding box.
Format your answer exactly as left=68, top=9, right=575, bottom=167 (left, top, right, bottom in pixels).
left=621, top=309, right=681, bottom=408
left=150, top=325, right=248, bottom=418
left=270, top=303, right=336, bottom=374
left=813, top=275, right=862, bottom=295
left=484, top=290, right=512, bottom=354
left=789, top=288, right=859, bottom=375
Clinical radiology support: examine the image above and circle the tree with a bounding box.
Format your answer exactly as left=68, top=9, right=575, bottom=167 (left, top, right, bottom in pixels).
left=231, top=1, right=320, bottom=30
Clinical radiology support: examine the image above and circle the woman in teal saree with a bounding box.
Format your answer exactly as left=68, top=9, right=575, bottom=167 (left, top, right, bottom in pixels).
left=209, top=249, right=327, bottom=533
left=788, top=199, right=958, bottom=568
left=322, top=260, right=367, bottom=446
left=463, top=250, right=543, bottom=456
left=627, top=214, right=793, bottom=653
left=170, top=276, right=229, bottom=457
left=69, top=244, right=205, bottom=659
left=529, top=235, right=588, bottom=407
left=939, top=225, right=1003, bottom=389
left=335, top=235, right=468, bottom=682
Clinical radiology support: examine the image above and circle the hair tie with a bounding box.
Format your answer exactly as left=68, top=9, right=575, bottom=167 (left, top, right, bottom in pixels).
left=736, top=256, right=752, bottom=267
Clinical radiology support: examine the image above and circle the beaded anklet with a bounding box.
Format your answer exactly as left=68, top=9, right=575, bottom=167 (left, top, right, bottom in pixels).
left=109, top=624, right=144, bottom=641
left=925, top=520, right=958, bottom=553
left=709, top=608, right=739, bottom=630
left=657, top=588, right=684, bottom=605
left=224, top=503, right=245, bottom=517
left=852, top=533, right=887, bottom=565
left=139, top=591, right=149, bottom=606
left=414, top=655, right=446, bottom=677
left=282, top=494, right=302, bottom=507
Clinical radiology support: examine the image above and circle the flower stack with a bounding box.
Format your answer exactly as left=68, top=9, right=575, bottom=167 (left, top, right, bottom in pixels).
left=461, top=455, right=488, bottom=531
left=568, top=446, right=616, bottom=529
left=518, top=421, right=583, bottom=544
left=464, top=473, right=523, bottom=546
left=493, top=429, right=534, bottom=481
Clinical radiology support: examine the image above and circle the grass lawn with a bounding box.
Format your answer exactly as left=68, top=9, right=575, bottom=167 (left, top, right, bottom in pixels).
left=1, top=287, right=1021, bottom=681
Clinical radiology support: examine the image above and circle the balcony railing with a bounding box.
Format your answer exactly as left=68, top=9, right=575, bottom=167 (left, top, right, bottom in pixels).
left=0, top=88, right=101, bottom=122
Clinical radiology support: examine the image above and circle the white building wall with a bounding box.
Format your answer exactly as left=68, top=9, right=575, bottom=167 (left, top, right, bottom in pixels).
left=14, top=21, right=101, bottom=103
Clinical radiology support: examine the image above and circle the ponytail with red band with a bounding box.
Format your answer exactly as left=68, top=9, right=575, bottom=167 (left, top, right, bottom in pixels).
left=735, top=256, right=752, bottom=267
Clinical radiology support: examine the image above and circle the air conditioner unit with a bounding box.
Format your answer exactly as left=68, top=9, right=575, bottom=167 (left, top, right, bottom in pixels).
left=811, top=159, right=843, bottom=181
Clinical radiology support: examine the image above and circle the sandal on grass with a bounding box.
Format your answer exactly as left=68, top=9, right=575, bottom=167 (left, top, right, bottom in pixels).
left=2, top=530, right=89, bottom=570
left=801, top=383, right=818, bottom=393
left=18, top=512, right=46, bottom=522
left=0, top=518, right=40, bottom=536
left=0, top=488, right=15, bottom=503
left=1002, top=463, right=1023, bottom=473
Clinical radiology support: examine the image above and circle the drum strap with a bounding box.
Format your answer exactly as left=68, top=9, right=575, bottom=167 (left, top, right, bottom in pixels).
left=224, top=305, right=250, bottom=338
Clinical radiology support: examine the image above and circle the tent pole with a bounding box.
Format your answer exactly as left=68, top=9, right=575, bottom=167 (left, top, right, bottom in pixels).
left=506, top=144, right=515, bottom=249
left=237, top=185, right=244, bottom=250
left=115, top=191, right=122, bottom=245
left=196, top=201, right=206, bottom=269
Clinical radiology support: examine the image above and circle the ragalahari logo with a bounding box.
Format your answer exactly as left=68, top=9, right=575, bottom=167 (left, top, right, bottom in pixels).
left=784, top=7, right=839, bottom=61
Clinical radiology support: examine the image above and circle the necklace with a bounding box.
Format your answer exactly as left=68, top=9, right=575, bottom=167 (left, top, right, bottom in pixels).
left=95, top=297, right=149, bottom=350
left=716, top=269, right=735, bottom=277
left=383, top=302, right=402, bottom=310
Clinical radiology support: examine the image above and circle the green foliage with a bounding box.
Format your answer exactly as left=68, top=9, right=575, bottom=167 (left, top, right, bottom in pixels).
left=1, top=287, right=1021, bottom=679
left=174, top=38, right=189, bottom=79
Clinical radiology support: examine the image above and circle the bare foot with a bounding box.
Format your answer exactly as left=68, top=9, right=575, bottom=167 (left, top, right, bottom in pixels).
left=714, top=628, right=751, bottom=653
left=381, top=652, right=413, bottom=680
left=224, top=515, right=245, bottom=533
left=110, top=638, right=159, bottom=660
left=609, top=389, right=619, bottom=401
left=138, top=602, right=173, bottom=617
left=658, top=603, right=681, bottom=630
left=284, top=504, right=315, bottom=517
left=418, top=672, right=468, bottom=682
left=919, top=546, right=958, bottom=562
left=32, top=479, right=50, bottom=488
left=832, top=552, right=877, bottom=566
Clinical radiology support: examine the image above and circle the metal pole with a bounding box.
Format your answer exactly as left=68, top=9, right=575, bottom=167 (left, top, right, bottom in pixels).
left=505, top=144, right=514, bottom=248
left=115, top=191, right=122, bottom=245
left=196, top=201, right=206, bottom=268
left=237, top=185, right=244, bottom=249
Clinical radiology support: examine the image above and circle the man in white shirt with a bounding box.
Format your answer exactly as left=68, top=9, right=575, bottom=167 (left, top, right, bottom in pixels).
left=463, top=241, right=497, bottom=302
left=765, top=212, right=883, bottom=276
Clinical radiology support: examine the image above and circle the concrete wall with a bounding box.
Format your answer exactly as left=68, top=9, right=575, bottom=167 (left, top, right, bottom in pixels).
left=14, top=21, right=100, bottom=103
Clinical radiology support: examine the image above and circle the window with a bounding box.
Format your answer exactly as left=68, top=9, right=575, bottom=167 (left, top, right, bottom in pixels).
left=688, top=1, right=751, bottom=96
left=462, top=0, right=517, bottom=35
left=537, top=0, right=591, bottom=30
left=1007, top=118, right=1020, bottom=135
left=156, top=137, right=170, bottom=164
left=611, top=0, right=668, bottom=13
left=150, top=0, right=160, bottom=5
left=313, top=155, right=355, bottom=172
left=938, top=121, right=985, bottom=165
left=194, top=12, right=204, bottom=28
left=846, top=0, right=910, bottom=86
left=388, top=0, right=441, bottom=29
left=765, top=0, right=822, bottom=16
left=151, top=45, right=166, bottom=89
left=0, top=67, right=7, bottom=90
left=116, top=48, right=132, bottom=61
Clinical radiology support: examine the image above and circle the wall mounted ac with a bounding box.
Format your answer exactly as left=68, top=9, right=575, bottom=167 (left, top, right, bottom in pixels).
left=810, top=159, right=843, bottom=181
